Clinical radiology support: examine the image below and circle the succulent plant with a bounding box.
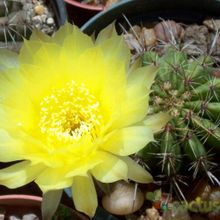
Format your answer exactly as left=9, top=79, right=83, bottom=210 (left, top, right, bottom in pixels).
left=0, top=0, right=32, bottom=51
left=0, top=0, right=57, bottom=52
left=138, top=46, right=220, bottom=197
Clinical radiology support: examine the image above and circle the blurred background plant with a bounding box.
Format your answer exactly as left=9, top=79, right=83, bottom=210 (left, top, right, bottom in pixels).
left=0, top=0, right=65, bottom=52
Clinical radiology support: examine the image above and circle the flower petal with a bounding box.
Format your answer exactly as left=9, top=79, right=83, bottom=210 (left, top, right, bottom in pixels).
left=35, top=167, right=73, bottom=193
left=65, top=154, right=102, bottom=178
left=108, top=65, right=157, bottom=130
left=51, top=22, right=74, bottom=45
left=99, top=35, right=130, bottom=70
left=42, top=190, right=63, bottom=220
left=143, top=112, right=172, bottom=133
left=72, top=175, right=98, bottom=217
left=0, top=161, right=45, bottom=188
left=61, top=25, right=94, bottom=58
left=128, top=65, right=157, bottom=90
left=95, top=22, right=117, bottom=44
left=101, top=126, right=154, bottom=156
left=91, top=151, right=128, bottom=183
left=127, top=57, right=141, bottom=76
left=30, top=29, right=51, bottom=42
left=121, top=156, right=153, bottom=183
left=0, top=49, right=19, bottom=71
left=0, top=129, right=25, bottom=162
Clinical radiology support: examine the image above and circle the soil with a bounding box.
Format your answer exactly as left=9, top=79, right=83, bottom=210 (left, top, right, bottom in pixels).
left=123, top=19, right=220, bottom=66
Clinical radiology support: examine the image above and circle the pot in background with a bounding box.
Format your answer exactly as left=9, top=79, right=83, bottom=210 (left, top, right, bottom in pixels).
left=81, top=0, right=220, bottom=34
left=65, top=0, right=103, bottom=27
left=48, top=0, right=67, bottom=26
left=0, top=194, right=88, bottom=220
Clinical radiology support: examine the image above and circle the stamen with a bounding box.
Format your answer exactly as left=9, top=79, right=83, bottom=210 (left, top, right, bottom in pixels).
left=39, top=81, right=102, bottom=143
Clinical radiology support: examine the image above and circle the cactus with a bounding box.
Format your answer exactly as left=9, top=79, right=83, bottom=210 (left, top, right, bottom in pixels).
left=138, top=46, right=220, bottom=197
left=0, top=0, right=32, bottom=51
left=0, top=0, right=56, bottom=52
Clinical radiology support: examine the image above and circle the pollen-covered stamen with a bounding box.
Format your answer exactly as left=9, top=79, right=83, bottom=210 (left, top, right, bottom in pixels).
left=39, top=81, right=102, bottom=143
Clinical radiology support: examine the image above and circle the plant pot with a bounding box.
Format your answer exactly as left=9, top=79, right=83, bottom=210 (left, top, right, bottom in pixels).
left=0, top=194, right=88, bottom=220
left=65, top=0, right=103, bottom=27
left=48, top=0, right=67, bottom=26
left=81, top=0, right=220, bottom=34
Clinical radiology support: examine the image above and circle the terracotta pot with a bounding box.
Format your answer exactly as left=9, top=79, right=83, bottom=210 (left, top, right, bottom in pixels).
left=0, top=194, right=88, bottom=220
left=65, top=0, right=103, bottom=26
left=65, top=0, right=103, bottom=11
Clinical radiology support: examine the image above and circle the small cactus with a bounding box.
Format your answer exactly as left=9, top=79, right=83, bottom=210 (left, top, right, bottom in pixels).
left=138, top=46, right=220, bottom=197
left=0, top=0, right=56, bottom=52
left=0, top=1, right=31, bottom=51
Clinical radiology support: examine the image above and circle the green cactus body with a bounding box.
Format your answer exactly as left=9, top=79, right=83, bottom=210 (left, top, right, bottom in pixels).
left=140, top=48, right=220, bottom=186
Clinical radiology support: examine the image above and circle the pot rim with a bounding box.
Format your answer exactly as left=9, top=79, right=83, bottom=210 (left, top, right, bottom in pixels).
left=0, top=194, right=42, bottom=207
left=64, top=0, right=103, bottom=11
left=81, top=0, right=220, bottom=34
left=0, top=194, right=42, bottom=202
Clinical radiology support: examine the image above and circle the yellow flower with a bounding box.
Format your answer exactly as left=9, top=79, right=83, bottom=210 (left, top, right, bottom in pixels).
left=0, top=23, right=169, bottom=217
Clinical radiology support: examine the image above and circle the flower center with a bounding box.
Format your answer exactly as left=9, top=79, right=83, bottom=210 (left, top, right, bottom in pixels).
left=39, top=81, right=102, bottom=143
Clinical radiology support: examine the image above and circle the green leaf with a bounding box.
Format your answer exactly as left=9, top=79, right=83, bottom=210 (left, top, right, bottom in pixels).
left=146, top=189, right=162, bottom=201
left=146, top=191, right=155, bottom=201
left=42, top=190, right=63, bottom=220
left=154, top=189, right=162, bottom=201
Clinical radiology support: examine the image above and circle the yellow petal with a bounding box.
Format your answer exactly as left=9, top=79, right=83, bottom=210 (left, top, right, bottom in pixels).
left=19, top=39, right=45, bottom=64
left=20, top=42, right=61, bottom=68
left=99, top=35, right=130, bottom=70
left=0, top=49, right=18, bottom=71
left=65, top=153, right=102, bottom=178
left=61, top=25, right=94, bottom=58
left=101, top=126, right=154, bottom=156
left=95, top=22, right=117, bottom=44
left=128, top=65, right=157, bottom=90
left=91, top=151, right=128, bottom=183
left=108, top=65, right=157, bottom=130
left=30, top=29, right=51, bottom=42
left=127, top=57, right=141, bottom=76
left=143, top=112, right=172, bottom=133
left=35, top=167, right=73, bottom=193
left=121, top=156, right=153, bottom=183
left=51, top=22, right=74, bottom=45
left=42, top=190, right=63, bottom=220
left=0, top=129, right=24, bottom=162
left=0, top=161, right=45, bottom=188
left=72, top=175, right=98, bottom=217
left=108, top=93, right=149, bottom=131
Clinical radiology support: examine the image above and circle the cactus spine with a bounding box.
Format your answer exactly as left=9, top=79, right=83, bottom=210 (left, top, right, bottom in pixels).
left=0, top=0, right=32, bottom=51
left=139, top=46, right=220, bottom=196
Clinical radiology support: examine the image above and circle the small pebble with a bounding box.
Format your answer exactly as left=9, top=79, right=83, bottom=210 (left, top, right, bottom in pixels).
left=145, top=207, right=162, bottom=220
left=41, top=14, right=47, bottom=23
left=46, top=17, right=54, bottom=26
left=141, top=28, right=157, bottom=46
left=22, top=213, right=40, bottom=220
left=34, top=5, right=45, bottom=15
left=102, top=181, right=144, bottom=215
left=154, top=20, right=184, bottom=42
left=203, top=19, right=220, bottom=31
left=9, top=216, right=21, bottom=220
left=32, top=15, right=42, bottom=25
left=124, top=33, right=143, bottom=53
